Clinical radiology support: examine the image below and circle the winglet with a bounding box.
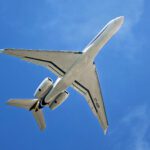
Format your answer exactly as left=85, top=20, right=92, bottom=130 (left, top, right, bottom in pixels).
left=104, top=126, right=108, bottom=135
left=0, top=49, right=4, bottom=53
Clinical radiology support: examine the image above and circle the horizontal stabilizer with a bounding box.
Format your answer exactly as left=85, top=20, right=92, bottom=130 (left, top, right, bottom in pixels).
left=7, top=99, right=38, bottom=110
left=7, top=99, right=46, bottom=130
left=32, top=109, right=46, bottom=130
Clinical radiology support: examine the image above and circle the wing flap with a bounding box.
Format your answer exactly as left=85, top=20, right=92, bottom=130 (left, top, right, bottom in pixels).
left=72, top=81, right=98, bottom=116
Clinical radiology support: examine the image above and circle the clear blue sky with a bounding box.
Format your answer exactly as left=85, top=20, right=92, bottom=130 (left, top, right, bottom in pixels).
left=0, top=0, right=150, bottom=150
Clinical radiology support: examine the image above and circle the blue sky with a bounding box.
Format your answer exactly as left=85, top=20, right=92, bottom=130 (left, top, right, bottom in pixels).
left=0, top=0, right=150, bottom=150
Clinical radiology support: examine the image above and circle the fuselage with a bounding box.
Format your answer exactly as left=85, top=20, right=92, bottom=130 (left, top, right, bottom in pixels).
left=42, top=16, right=124, bottom=105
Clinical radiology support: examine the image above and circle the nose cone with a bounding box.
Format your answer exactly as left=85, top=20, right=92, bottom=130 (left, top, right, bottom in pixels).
left=108, top=16, right=124, bottom=33
left=114, top=16, right=124, bottom=26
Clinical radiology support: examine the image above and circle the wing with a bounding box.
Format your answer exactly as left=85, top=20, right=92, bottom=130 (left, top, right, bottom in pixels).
left=2, top=48, right=82, bottom=77
left=72, top=63, right=108, bottom=134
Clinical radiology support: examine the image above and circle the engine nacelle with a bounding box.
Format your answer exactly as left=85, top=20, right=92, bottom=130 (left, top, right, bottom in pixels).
left=34, top=77, right=53, bottom=99
left=49, top=91, right=69, bottom=110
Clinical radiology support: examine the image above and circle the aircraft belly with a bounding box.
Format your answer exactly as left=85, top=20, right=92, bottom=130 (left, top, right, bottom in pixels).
left=44, top=55, right=91, bottom=104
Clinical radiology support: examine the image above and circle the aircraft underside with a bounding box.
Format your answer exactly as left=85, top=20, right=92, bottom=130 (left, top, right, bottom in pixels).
left=0, top=16, right=124, bottom=134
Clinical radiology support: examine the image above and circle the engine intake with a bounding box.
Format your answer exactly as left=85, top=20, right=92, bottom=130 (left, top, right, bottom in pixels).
left=49, top=91, right=69, bottom=110
left=34, top=77, right=53, bottom=99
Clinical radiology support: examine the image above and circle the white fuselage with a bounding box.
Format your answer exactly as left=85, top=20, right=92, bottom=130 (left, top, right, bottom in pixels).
left=44, top=16, right=124, bottom=104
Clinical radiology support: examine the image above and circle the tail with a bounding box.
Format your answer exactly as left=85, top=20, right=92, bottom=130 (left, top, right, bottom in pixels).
left=7, top=99, right=46, bottom=130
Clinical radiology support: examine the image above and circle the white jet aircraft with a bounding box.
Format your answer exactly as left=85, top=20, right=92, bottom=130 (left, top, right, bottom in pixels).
left=0, top=16, right=124, bottom=134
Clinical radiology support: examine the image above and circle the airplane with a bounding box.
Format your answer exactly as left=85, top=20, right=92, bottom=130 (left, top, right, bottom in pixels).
left=0, top=16, right=124, bottom=134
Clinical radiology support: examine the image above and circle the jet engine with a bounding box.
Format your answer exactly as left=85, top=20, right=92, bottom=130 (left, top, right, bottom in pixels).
left=34, top=77, right=53, bottom=99
left=49, top=91, right=69, bottom=110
